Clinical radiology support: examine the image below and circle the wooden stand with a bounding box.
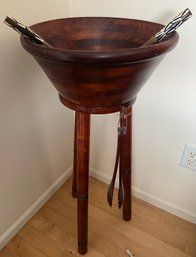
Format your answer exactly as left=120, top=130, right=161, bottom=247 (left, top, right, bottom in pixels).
left=60, top=96, right=134, bottom=254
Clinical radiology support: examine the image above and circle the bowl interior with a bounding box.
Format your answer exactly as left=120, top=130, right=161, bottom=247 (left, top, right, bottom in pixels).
left=30, top=17, right=163, bottom=51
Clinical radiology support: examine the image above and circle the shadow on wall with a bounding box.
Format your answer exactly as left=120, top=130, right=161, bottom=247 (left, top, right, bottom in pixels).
left=0, top=34, right=74, bottom=236
left=0, top=37, right=73, bottom=202
left=1, top=42, right=56, bottom=179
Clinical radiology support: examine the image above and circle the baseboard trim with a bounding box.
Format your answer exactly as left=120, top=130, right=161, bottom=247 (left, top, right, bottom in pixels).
left=90, top=167, right=196, bottom=224
left=0, top=166, right=73, bottom=250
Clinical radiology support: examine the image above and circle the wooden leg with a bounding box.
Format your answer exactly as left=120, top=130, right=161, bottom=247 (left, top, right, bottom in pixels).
left=76, top=112, right=90, bottom=255
left=120, top=106, right=132, bottom=221
left=72, top=111, right=78, bottom=198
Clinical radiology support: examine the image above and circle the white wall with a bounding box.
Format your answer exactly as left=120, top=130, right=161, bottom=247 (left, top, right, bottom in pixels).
left=70, top=0, right=196, bottom=223
left=0, top=0, right=73, bottom=249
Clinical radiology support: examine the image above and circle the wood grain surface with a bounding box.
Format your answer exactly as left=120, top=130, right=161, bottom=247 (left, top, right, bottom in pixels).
left=20, top=17, right=178, bottom=110
left=1, top=177, right=195, bottom=257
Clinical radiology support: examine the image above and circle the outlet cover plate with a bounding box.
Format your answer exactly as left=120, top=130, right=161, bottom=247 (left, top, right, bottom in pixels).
left=180, top=144, right=196, bottom=171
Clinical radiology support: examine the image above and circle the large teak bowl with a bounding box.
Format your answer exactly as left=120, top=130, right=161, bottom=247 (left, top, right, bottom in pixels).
left=21, top=17, right=179, bottom=112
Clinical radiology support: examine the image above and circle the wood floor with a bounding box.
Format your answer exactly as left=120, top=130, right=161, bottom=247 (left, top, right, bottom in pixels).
left=0, top=177, right=196, bottom=257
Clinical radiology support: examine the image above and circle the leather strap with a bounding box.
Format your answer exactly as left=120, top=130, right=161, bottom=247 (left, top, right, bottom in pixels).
left=107, top=106, right=130, bottom=208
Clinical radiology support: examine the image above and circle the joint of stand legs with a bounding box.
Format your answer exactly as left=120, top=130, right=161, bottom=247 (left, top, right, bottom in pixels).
left=77, top=193, right=88, bottom=201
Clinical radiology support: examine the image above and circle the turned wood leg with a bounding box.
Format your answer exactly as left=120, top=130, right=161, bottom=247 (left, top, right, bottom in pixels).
left=76, top=112, right=90, bottom=255
left=120, top=106, right=132, bottom=221
left=72, top=111, right=78, bottom=198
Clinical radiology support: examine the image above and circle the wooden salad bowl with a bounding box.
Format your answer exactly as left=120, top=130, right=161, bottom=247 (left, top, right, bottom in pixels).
left=21, top=17, right=178, bottom=113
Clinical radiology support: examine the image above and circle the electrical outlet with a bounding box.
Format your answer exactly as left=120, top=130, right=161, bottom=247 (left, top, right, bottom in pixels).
left=180, top=144, right=196, bottom=171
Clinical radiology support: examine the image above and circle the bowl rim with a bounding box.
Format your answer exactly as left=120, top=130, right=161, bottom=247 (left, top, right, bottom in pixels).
left=20, top=17, right=179, bottom=64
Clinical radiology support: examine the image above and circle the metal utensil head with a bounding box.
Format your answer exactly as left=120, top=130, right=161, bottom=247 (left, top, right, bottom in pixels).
left=156, top=8, right=192, bottom=42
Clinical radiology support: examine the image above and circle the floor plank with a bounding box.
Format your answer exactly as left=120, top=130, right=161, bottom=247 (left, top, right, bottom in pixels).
left=0, top=247, right=19, bottom=257
left=0, top=177, right=195, bottom=257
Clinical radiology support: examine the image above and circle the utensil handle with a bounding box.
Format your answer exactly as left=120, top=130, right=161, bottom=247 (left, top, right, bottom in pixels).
left=142, top=8, right=192, bottom=46
left=4, top=15, right=52, bottom=47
